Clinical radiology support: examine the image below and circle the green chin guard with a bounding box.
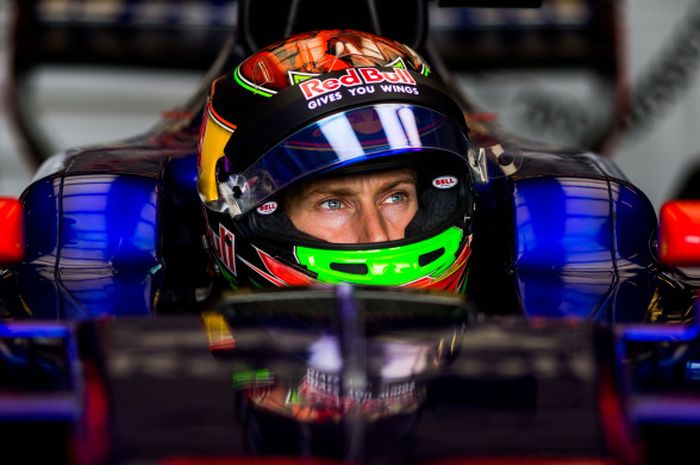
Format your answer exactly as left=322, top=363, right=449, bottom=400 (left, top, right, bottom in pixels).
left=294, top=226, right=464, bottom=286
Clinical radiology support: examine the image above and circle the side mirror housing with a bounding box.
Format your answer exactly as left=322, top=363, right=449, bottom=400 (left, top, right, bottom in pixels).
left=0, top=197, right=24, bottom=265
left=659, top=200, right=700, bottom=267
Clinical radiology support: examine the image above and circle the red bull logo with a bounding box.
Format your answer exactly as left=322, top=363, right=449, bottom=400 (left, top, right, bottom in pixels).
left=299, top=68, right=416, bottom=100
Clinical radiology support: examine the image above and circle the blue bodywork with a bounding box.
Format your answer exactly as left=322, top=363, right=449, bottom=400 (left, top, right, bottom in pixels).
left=14, top=139, right=204, bottom=319
left=10, top=128, right=680, bottom=326
left=513, top=174, right=659, bottom=321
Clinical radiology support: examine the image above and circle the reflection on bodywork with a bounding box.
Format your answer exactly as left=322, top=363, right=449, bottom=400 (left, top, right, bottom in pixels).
left=60, top=175, right=157, bottom=266
left=243, top=336, right=430, bottom=423
left=210, top=288, right=468, bottom=425
left=515, top=177, right=612, bottom=270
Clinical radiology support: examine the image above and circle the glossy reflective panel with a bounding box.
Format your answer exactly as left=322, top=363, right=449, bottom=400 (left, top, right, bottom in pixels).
left=0, top=197, right=24, bottom=264
left=517, top=271, right=614, bottom=319
left=518, top=270, right=659, bottom=321
left=514, top=176, right=656, bottom=271
left=60, top=174, right=159, bottom=317
left=658, top=200, right=700, bottom=266
left=513, top=176, right=660, bottom=320
left=17, top=173, right=161, bottom=318
left=60, top=174, right=158, bottom=267
left=22, top=177, right=61, bottom=265
left=612, top=181, right=657, bottom=268
left=514, top=177, right=613, bottom=270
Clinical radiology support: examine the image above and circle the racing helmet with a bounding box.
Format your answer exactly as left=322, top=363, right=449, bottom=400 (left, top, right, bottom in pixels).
left=198, top=29, right=482, bottom=291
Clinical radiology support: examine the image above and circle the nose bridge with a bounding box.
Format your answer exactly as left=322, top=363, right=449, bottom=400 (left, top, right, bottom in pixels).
left=357, top=202, right=390, bottom=243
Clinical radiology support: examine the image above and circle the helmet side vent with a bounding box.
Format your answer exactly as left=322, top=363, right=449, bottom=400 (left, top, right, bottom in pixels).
left=419, top=248, right=445, bottom=267
left=330, top=262, right=369, bottom=275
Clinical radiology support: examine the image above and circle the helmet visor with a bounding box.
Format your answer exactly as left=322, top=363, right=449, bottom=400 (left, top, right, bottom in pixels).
left=221, top=104, right=471, bottom=216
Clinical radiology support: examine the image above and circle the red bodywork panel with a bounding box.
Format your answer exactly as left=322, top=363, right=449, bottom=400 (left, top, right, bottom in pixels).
left=659, top=200, right=700, bottom=267
left=0, top=197, right=23, bottom=264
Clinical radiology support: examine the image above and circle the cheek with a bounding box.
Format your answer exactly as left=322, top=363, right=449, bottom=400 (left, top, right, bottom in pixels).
left=291, top=209, right=352, bottom=239
left=382, top=201, right=418, bottom=226
left=316, top=211, right=352, bottom=229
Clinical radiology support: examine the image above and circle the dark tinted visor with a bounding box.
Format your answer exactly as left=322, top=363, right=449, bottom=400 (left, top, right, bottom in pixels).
left=222, top=104, right=471, bottom=216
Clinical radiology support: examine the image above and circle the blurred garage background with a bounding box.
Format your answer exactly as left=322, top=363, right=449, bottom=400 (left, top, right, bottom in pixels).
left=1, top=0, right=700, bottom=211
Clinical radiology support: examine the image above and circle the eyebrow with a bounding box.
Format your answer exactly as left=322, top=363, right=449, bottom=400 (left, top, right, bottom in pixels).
left=305, top=175, right=417, bottom=198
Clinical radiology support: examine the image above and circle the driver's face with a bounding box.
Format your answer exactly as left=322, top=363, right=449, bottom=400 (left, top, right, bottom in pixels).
left=284, top=168, right=418, bottom=244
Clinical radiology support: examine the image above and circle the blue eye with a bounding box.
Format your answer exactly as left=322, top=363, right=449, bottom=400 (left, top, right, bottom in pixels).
left=320, top=199, right=343, bottom=210
left=386, top=193, right=407, bottom=204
